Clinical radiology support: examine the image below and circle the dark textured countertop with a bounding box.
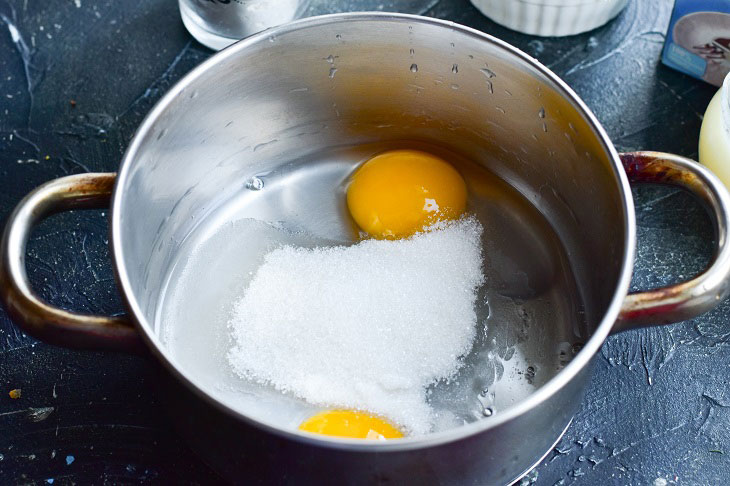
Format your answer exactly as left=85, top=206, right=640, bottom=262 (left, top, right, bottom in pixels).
left=0, top=0, right=728, bottom=484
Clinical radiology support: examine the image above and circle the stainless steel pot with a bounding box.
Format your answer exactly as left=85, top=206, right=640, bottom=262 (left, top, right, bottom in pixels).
left=2, top=13, right=730, bottom=485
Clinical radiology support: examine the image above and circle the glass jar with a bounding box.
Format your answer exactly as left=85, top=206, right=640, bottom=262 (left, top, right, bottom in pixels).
left=179, top=0, right=310, bottom=51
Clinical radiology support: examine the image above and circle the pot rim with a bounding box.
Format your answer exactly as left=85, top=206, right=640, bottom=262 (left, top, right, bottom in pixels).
left=111, top=12, right=636, bottom=452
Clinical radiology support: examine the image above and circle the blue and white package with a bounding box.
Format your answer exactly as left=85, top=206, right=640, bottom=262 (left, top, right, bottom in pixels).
left=662, top=0, right=730, bottom=86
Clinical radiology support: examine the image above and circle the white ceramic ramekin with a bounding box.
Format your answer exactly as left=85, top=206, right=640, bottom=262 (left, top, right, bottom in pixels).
left=470, top=0, right=629, bottom=37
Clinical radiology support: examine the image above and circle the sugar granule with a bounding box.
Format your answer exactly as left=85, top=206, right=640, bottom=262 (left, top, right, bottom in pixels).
left=227, top=217, right=484, bottom=435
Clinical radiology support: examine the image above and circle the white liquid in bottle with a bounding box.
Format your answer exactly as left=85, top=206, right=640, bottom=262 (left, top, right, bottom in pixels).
left=699, top=73, right=730, bottom=188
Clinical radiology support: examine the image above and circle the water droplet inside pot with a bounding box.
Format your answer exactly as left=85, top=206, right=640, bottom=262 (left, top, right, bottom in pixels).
left=525, top=366, right=536, bottom=384
left=557, top=342, right=572, bottom=369
left=246, top=177, right=264, bottom=191
left=572, top=342, right=583, bottom=355
left=410, top=63, right=418, bottom=73
left=480, top=67, right=496, bottom=79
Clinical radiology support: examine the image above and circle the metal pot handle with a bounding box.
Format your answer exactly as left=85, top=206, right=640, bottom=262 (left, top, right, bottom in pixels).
left=4, top=158, right=727, bottom=343
left=0, top=173, right=144, bottom=353
left=614, top=151, right=730, bottom=332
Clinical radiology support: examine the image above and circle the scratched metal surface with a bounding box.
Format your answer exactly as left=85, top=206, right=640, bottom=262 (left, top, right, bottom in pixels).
left=0, top=0, right=727, bottom=484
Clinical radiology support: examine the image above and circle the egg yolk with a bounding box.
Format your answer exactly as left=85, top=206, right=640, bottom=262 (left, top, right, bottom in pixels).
left=299, top=410, right=404, bottom=440
left=346, top=149, right=467, bottom=239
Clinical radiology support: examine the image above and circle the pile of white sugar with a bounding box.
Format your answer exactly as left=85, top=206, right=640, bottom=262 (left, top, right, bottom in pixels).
left=227, top=217, right=485, bottom=435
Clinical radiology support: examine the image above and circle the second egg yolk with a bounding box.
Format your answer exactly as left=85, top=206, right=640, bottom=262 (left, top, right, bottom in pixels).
left=299, top=410, right=403, bottom=440
left=346, top=149, right=467, bottom=239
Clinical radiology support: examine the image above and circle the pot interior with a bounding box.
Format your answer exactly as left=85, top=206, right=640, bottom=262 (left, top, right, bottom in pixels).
left=114, top=15, right=627, bottom=438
